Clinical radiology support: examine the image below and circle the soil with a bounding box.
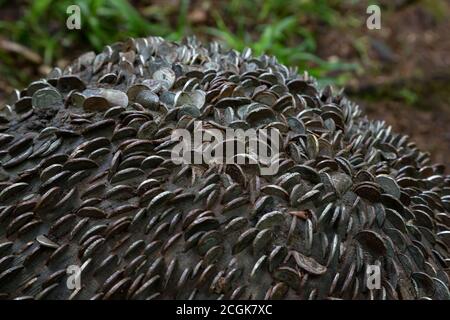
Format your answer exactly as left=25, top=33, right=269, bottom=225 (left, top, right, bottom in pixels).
left=315, top=2, right=450, bottom=170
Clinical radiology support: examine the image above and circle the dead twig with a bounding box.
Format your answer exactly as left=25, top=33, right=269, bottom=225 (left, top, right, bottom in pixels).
left=0, top=37, right=42, bottom=64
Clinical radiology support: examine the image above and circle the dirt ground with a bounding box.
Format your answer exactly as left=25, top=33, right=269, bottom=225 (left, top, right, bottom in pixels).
left=363, top=4, right=449, bottom=171
left=316, top=2, right=450, bottom=170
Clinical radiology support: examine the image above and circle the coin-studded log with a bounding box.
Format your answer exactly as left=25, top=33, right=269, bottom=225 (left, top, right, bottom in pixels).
left=0, top=36, right=449, bottom=300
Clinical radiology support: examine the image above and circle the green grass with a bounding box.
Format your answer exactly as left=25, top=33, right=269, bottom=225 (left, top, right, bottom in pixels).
left=0, top=0, right=361, bottom=91
left=0, top=0, right=174, bottom=63
left=205, top=0, right=361, bottom=85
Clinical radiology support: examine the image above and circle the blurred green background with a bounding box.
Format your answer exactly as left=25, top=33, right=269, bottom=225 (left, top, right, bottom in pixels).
left=0, top=0, right=449, bottom=167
